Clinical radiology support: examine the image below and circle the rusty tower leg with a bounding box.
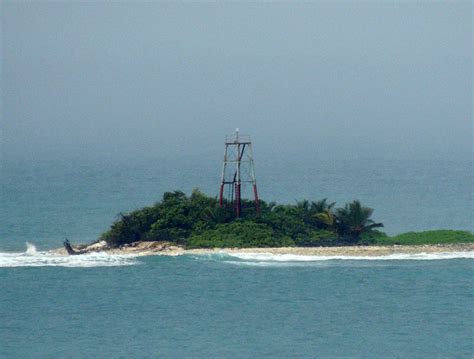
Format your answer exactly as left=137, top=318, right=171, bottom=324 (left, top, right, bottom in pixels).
left=219, top=129, right=259, bottom=217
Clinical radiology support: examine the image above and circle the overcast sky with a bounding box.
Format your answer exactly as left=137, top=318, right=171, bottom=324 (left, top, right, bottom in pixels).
left=1, top=2, right=472, bottom=162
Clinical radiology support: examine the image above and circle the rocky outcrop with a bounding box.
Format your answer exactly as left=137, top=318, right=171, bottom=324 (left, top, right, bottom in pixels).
left=55, top=240, right=184, bottom=256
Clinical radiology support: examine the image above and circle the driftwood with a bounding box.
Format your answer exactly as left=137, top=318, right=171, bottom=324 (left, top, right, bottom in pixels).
left=63, top=239, right=87, bottom=255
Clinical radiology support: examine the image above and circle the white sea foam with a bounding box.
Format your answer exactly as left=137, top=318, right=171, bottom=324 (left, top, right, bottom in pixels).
left=222, top=260, right=334, bottom=268
left=25, top=242, right=38, bottom=255
left=220, top=251, right=474, bottom=266
left=0, top=243, right=139, bottom=268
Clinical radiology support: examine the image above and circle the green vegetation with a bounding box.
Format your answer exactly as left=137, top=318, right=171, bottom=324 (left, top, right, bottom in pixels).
left=99, top=189, right=472, bottom=248
left=373, top=230, right=474, bottom=245
left=187, top=222, right=294, bottom=248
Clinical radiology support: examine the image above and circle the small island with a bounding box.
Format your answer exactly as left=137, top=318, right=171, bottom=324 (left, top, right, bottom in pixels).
left=60, top=189, right=474, bottom=256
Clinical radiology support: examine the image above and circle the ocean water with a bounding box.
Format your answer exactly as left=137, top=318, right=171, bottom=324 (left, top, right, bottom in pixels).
left=1, top=155, right=473, bottom=357
left=1, top=155, right=472, bottom=252
left=1, top=247, right=473, bottom=358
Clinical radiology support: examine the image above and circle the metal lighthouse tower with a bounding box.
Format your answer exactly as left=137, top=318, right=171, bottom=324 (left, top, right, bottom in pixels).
left=219, top=129, right=260, bottom=217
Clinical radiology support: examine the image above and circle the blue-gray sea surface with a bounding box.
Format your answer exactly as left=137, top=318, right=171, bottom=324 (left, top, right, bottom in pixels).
left=1, top=251, right=473, bottom=358
left=1, top=155, right=472, bottom=251
left=1, top=156, right=473, bottom=358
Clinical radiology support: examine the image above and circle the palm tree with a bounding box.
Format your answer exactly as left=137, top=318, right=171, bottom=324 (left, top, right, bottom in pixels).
left=296, top=199, right=313, bottom=225
left=335, top=200, right=383, bottom=241
left=312, top=199, right=337, bottom=230
left=314, top=209, right=337, bottom=230
left=310, top=198, right=336, bottom=214
left=296, top=199, right=310, bottom=212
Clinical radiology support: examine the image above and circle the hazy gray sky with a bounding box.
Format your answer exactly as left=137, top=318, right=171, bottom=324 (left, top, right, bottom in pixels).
left=1, top=2, right=472, bottom=161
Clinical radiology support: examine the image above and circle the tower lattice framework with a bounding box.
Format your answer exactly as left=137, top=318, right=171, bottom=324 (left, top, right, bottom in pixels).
left=219, top=129, right=260, bottom=217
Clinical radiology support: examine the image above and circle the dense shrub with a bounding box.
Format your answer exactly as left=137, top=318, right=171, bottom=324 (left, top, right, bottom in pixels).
left=99, top=188, right=389, bottom=248
left=186, top=221, right=294, bottom=248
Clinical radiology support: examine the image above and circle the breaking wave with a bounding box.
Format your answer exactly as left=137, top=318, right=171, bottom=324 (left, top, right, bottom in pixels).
left=0, top=243, right=139, bottom=268
left=212, top=251, right=474, bottom=267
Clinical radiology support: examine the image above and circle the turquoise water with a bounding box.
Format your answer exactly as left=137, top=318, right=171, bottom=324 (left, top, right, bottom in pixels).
left=1, top=250, right=473, bottom=358
left=1, top=156, right=473, bottom=357
left=1, top=155, right=472, bottom=251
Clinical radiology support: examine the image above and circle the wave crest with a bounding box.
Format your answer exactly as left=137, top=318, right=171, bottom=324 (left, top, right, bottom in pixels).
left=216, top=251, right=474, bottom=267
left=0, top=243, right=139, bottom=268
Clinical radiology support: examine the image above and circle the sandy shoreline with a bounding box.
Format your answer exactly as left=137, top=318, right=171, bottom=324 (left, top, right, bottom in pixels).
left=50, top=241, right=474, bottom=257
